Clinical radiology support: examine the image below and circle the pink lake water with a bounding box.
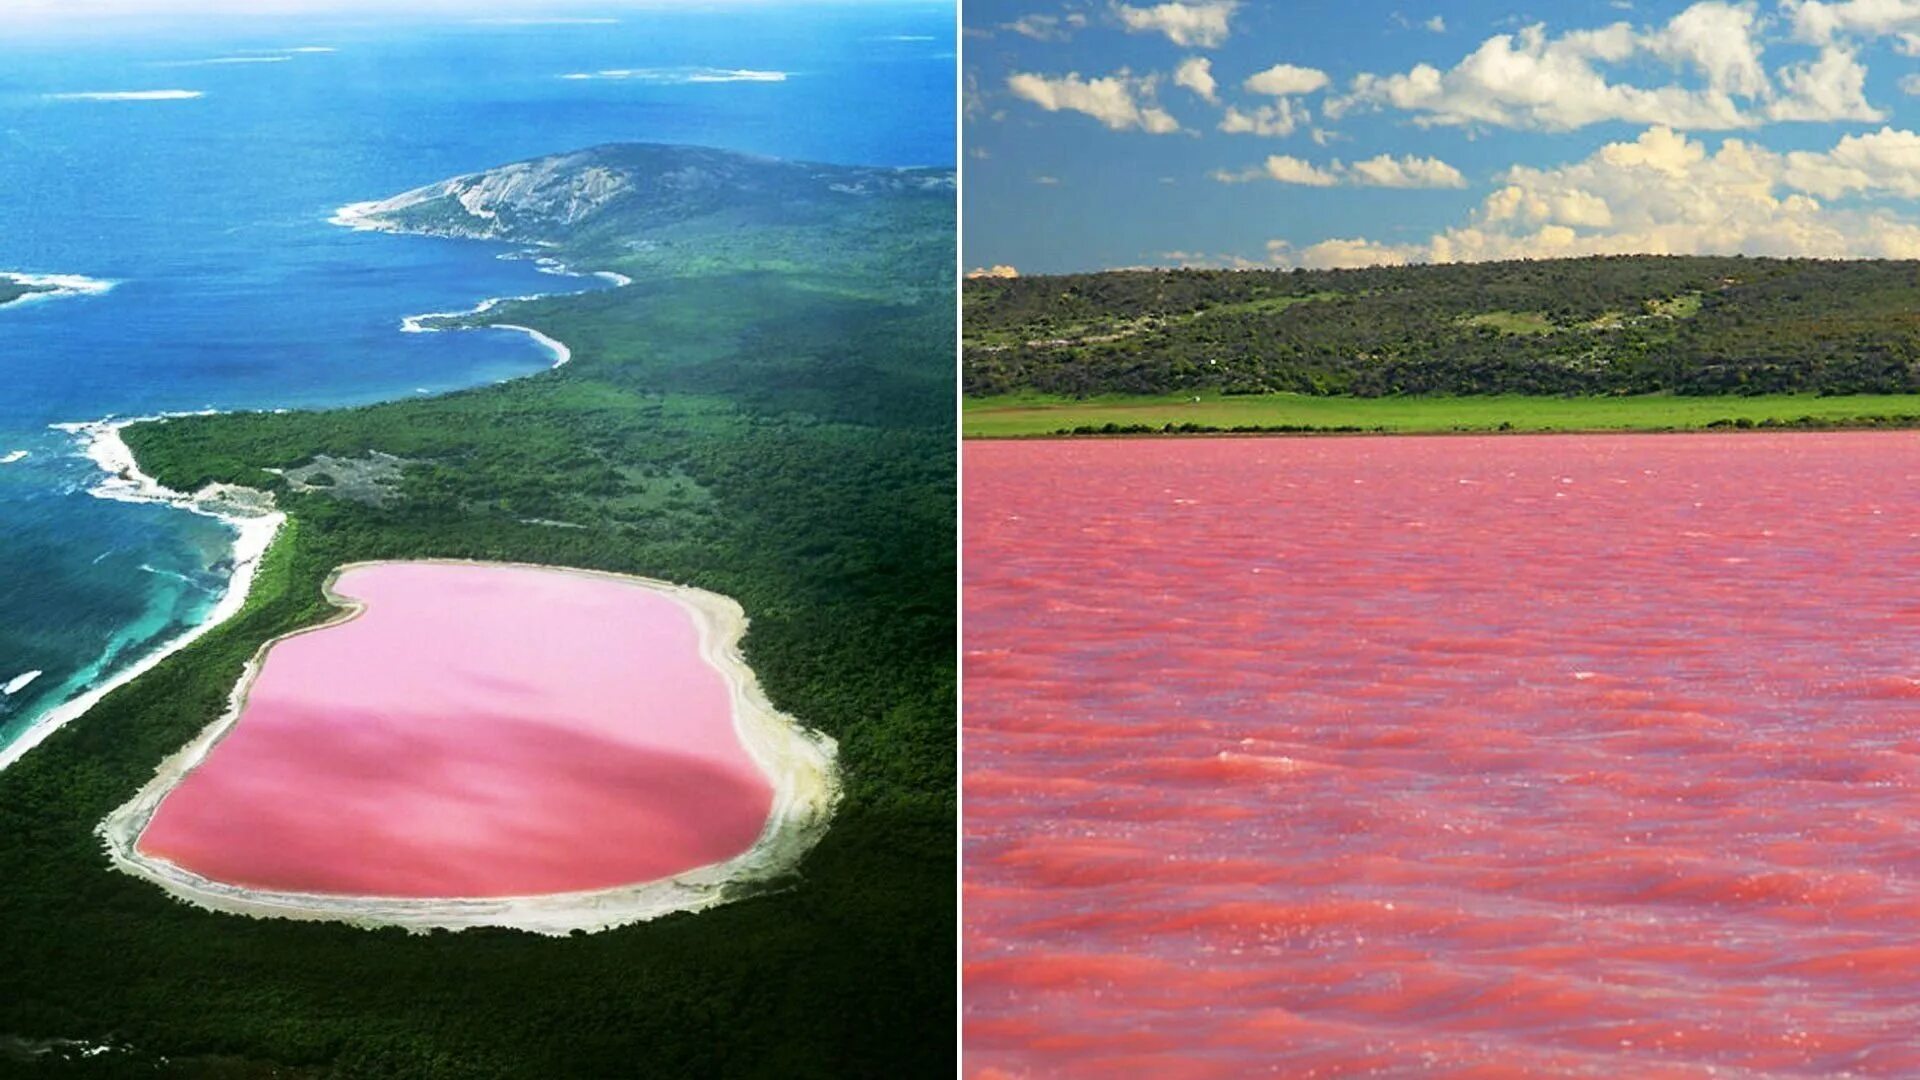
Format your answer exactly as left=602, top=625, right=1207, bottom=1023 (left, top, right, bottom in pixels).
left=137, top=562, right=773, bottom=898
left=964, top=433, right=1920, bottom=1078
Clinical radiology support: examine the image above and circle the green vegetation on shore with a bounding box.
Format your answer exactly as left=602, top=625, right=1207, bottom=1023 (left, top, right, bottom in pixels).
left=966, top=390, right=1920, bottom=438
left=964, top=256, right=1920, bottom=400
left=0, top=275, right=51, bottom=307
left=0, top=146, right=954, bottom=1077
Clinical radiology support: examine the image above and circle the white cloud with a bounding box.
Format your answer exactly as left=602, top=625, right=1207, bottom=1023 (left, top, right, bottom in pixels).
left=1786, top=0, right=1920, bottom=43
left=46, top=89, right=203, bottom=101
left=1004, top=12, right=1087, bottom=41
left=1334, top=15, right=1764, bottom=131
left=1642, top=1, right=1769, bottom=97
left=1113, top=0, right=1237, bottom=47
left=1214, top=151, right=1465, bottom=188
left=1243, top=62, right=1329, bottom=97
left=1006, top=70, right=1181, bottom=133
left=1035, top=175, right=1062, bottom=184
left=1218, top=100, right=1306, bottom=136
left=561, top=67, right=786, bottom=84
left=1345, top=152, right=1468, bottom=188
left=1426, top=14, right=1446, bottom=32
left=1260, top=125, right=1920, bottom=269
left=1783, top=126, right=1920, bottom=197
left=1902, top=72, right=1920, bottom=94
left=1257, top=155, right=1339, bottom=185
left=1765, top=46, right=1884, bottom=121
left=1269, top=237, right=1415, bottom=268
left=1334, top=4, right=1873, bottom=132
left=1174, top=56, right=1218, bottom=102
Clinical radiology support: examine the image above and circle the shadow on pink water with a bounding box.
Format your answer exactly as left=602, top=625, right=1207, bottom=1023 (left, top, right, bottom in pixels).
left=964, top=433, right=1920, bottom=1078
left=137, top=562, right=773, bottom=898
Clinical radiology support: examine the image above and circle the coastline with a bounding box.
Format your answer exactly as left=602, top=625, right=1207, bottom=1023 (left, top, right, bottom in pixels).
left=97, top=560, right=842, bottom=935
left=0, top=417, right=284, bottom=772
left=0, top=271, right=116, bottom=308
left=5, top=196, right=617, bottom=771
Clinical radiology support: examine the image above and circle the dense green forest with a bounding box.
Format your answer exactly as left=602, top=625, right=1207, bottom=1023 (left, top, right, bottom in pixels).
left=964, top=256, right=1920, bottom=398
left=0, top=146, right=954, bottom=1077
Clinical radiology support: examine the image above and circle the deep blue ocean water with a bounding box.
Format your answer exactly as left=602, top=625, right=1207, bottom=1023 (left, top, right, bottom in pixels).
left=0, top=6, right=954, bottom=752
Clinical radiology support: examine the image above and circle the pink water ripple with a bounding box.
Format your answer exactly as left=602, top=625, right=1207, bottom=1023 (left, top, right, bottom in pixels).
left=965, top=433, right=1920, bottom=1078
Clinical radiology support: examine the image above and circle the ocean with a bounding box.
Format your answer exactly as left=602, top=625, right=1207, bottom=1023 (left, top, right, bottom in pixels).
left=0, top=6, right=954, bottom=755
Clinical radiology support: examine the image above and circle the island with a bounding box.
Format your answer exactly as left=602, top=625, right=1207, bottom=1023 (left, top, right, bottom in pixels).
left=0, top=144, right=954, bottom=1076
left=0, top=272, right=111, bottom=308
left=0, top=275, right=50, bottom=306
left=964, top=257, right=1920, bottom=436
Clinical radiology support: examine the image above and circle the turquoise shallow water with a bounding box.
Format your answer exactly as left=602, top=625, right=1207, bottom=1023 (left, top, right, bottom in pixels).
left=0, top=7, right=954, bottom=752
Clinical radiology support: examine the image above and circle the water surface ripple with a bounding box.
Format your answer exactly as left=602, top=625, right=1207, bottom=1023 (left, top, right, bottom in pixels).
left=964, top=432, right=1920, bottom=1078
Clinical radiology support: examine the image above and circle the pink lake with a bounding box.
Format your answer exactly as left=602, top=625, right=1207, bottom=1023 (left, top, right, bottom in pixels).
left=966, top=433, right=1920, bottom=1078
left=136, top=562, right=774, bottom=898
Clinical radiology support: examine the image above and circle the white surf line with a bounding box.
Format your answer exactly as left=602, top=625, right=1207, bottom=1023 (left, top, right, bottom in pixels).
left=1, top=450, right=26, bottom=464
left=327, top=196, right=632, bottom=358
left=1, top=272, right=116, bottom=307
left=3, top=671, right=42, bottom=696
left=0, top=417, right=285, bottom=772
left=45, top=90, right=204, bottom=102
left=98, top=559, right=841, bottom=936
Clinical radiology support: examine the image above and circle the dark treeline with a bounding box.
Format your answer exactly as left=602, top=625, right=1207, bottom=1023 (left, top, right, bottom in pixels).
left=964, top=255, right=1920, bottom=397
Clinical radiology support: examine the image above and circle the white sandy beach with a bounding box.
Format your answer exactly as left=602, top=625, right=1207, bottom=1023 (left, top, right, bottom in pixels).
left=0, top=418, right=284, bottom=772
left=98, top=560, right=841, bottom=936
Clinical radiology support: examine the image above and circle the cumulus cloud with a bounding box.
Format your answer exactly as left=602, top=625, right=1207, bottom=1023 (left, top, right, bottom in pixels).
left=1642, top=1, right=1769, bottom=97
left=1006, top=70, right=1181, bottom=132
left=1782, top=126, right=1920, bottom=197
left=1786, top=0, right=1920, bottom=43
left=1332, top=16, right=1756, bottom=131
left=1765, top=46, right=1884, bottom=121
left=1332, top=3, right=1881, bottom=131
left=1243, top=62, right=1329, bottom=97
left=1113, top=0, right=1237, bottom=47
left=1346, top=152, right=1469, bottom=188
left=1214, top=152, right=1465, bottom=188
left=1902, top=72, right=1920, bottom=94
left=1213, top=62, right=1328, bottom=137
left=1261, top=125, right=1920, bottom=269
left=1218, top=100, right=1307, bottom=136
left=1004, top=12, right=1087, bottom=41
left=1174, top=55, right=1218, bottom=102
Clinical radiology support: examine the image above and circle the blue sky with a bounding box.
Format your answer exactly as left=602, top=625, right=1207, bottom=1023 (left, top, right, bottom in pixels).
left=964, top=0, right=1920, bottom=273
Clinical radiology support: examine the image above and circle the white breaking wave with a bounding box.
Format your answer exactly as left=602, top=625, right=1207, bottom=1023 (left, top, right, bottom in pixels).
left=2, top=272, right=116, bottom=306
left=561, top=67, right=788, bottom=84
left=0, top=450, right=25, bottom=465
left=2, top=671, right=41, bottom=696
left=46, top=90, right=204, bottom=102
left=155, top=56, right=292, bottom=66
left=0, top=417, right=285, bottom=773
